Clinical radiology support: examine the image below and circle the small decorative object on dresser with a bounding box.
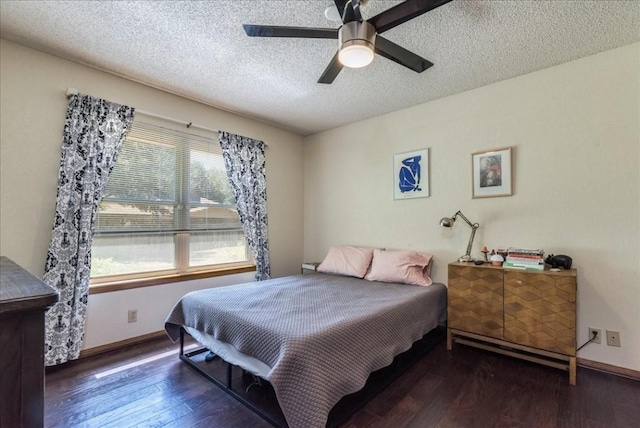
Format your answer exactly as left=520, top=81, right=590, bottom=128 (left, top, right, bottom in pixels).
left=446, top=261, right=578, bottom=385
left=545, top=254, right=573, bottom=270
left=490, top=253, right=504, bottom=266
left=481, top=246, right=489, bottom=263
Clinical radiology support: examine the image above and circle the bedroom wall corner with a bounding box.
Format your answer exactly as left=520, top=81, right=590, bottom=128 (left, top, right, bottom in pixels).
left=302, top=42, right=640, bottom=373
left=0, top=38, right=305, bottom=350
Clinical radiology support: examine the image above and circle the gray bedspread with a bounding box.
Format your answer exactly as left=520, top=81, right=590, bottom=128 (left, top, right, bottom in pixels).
left=164, top=273, right=447, bottom=428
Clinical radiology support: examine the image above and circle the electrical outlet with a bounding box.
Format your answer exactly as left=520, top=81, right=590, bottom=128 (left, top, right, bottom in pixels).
left=606, top=330, right=621, bottom=347
left=588, top=327, right=601, bottom=344
left=127, top=309, right=138, bottom=323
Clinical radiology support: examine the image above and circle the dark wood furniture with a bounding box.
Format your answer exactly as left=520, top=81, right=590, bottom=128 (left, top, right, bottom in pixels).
left=1, top=256, right=58, bottom=428
left=447, top=261, right=577, bottom=384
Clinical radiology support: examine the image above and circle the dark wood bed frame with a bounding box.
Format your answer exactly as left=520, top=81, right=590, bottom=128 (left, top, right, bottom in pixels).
left=178, top=325, right=446, bottom=427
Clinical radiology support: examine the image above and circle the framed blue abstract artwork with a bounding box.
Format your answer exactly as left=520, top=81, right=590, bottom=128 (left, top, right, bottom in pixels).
left=393, top=148, right=429, bottom=200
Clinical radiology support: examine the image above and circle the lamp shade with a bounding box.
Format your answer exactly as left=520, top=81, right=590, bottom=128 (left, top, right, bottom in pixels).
left=439, top=217, right=454, bottom=228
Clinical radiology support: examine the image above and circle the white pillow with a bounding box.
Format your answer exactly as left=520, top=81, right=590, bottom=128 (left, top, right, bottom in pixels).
left=317, top=246, right=374, bottom=278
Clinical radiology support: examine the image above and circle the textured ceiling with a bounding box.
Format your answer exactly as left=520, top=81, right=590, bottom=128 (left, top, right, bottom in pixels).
left=1, top=1, right=639, bottom=136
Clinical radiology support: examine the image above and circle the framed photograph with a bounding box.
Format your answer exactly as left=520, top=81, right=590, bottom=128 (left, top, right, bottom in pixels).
left=472, top=147, right=513, bottom=198
left=394, top=148, right=429, bottom=200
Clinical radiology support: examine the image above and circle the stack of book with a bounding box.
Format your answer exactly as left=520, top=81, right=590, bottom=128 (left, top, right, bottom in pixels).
left=503, top=248, right=544, bottom=271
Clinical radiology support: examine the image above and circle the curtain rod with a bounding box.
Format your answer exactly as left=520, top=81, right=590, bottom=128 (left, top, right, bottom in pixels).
left=65, top=87, right=219, bottom=134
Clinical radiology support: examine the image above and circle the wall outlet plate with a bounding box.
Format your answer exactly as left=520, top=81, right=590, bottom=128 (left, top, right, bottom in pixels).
left=127, top=309, right=138, bottom=323
left=606, top=330, right=621, bottom=347
left=588, top=327, right=601, bottom=344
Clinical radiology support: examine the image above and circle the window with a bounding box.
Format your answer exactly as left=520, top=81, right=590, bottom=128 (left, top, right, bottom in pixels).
left=90, top=121, right=251, bottom=283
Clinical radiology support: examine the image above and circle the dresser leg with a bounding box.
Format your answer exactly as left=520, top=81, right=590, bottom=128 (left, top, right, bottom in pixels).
left=569, top=356, right=577, bottom=385
left=446, top=328, right=452, bottom=351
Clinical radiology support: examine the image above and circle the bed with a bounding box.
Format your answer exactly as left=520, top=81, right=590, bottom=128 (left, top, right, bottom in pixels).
left=165, top=269, right=447, bottom=428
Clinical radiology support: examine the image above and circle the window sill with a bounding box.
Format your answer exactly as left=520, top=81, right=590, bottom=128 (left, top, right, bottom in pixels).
left=89, top=264, right=256, bottom=295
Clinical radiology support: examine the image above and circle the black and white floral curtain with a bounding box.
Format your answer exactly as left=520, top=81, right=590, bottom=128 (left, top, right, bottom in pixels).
left=219, top=131, right=271, bottom=281
left=43, top=94, right=135, bottom=366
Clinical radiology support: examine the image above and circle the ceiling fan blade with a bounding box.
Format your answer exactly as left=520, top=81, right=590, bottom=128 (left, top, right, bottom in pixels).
left=374, top=35, right=433, bottom=73
left=368, top=0, right=453, bottom=34
left=318, top=52, right=343, bottom=84
left=243, top=24, right=338, bottom=39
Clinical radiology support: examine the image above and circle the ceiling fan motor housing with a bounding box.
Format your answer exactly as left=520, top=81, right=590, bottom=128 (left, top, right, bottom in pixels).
left=338, top=21, right=376, bottom=68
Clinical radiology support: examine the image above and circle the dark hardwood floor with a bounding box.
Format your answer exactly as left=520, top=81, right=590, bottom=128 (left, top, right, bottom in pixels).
left=45, top=336, right=640, bottom=428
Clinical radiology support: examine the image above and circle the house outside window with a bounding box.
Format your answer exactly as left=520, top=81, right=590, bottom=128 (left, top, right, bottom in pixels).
left=90, top=121, right=251, bottom=285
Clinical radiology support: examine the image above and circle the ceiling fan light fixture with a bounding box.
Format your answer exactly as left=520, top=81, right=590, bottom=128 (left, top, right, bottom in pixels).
left=338, top=20, right=376, bottom=69
left=339, top=41, right=374, bottom=68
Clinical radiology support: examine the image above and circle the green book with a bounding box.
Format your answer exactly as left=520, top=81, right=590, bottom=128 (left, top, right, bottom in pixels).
left=503, top=262, right=544, bottom=271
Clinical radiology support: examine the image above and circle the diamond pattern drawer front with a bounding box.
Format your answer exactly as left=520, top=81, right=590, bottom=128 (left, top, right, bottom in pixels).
left=504, top=271, right=577, bottom=356
left=447, top=262, right=578, bottom=385
left=448, top=264, right=504, bottom=339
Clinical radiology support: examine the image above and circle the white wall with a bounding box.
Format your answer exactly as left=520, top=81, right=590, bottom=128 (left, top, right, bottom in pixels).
left=0, top=39, right=305, bottom=349
left=2, top=38, right=638, bottom=370
left=304, top=43, right=640, bottom=372
left=84, top=272, right=255, bottom=349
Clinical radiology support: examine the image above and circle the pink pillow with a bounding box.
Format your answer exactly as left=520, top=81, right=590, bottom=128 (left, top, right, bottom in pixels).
left=365, top=249, right=433, bottom=286
left=317, top=246, right=374, bottom=278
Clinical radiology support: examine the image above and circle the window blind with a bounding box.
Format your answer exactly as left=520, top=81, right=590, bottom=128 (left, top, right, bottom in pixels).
left=96, top=122, right=239, bottom=234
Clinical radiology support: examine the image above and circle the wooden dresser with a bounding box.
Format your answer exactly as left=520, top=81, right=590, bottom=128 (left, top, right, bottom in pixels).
left=1, top=256, right=59, bottom=428
left=447, top=261, right=577, bottom=384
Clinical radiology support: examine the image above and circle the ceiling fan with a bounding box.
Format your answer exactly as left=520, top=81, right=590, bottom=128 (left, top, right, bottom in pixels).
left=243, top=0, right=453, bottom=84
